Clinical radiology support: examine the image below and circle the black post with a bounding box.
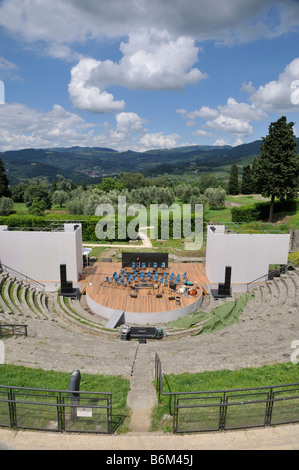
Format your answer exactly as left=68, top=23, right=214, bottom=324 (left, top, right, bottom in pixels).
left=68, top=369, right=81, bottom=420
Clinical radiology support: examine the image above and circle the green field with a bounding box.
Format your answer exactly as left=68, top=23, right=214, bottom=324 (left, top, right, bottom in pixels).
left=0, top=365, right=131, bottom=433
left=152, top=362, right=299, bottom=432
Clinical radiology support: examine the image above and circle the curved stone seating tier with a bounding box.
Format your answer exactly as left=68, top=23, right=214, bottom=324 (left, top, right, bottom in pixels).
left=0, top=266, right=298, bottom=380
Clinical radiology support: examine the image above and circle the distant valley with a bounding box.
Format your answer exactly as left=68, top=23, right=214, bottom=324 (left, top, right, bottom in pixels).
left=1, top=139, right=299, bottom=186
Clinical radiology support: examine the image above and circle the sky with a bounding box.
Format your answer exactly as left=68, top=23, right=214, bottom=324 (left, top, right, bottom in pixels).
left=0, top=0, right=299, bottom=153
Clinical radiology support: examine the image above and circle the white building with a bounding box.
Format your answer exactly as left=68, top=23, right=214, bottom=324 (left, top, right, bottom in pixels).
left=205, top=225, right=290, bottom=293
left=0, top=223, right=83, bottom=291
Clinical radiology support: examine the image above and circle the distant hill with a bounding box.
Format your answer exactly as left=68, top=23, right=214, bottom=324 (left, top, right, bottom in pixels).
left=1, top=139, right=298, bottom=186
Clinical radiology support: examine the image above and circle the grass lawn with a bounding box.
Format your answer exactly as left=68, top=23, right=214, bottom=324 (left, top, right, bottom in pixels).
left=152, top=362, right=299, bottom=432
left=0, top=364, right=131, bottom=433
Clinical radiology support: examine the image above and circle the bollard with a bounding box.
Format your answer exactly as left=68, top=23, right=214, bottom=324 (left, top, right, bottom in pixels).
left=68, top=369, right=81, bottom=420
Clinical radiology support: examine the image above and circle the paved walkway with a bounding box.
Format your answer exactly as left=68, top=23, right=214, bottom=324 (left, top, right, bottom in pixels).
left=0, top=424, right=298, bottom=450
left=83, top=229, right=153, bottom=249
left=126, top=342, right=157, bottom=432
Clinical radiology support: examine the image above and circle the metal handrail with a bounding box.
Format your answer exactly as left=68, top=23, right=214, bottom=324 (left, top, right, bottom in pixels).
left=246, top=257, right=299, bottom=291
left=0, top=324, right=28, bottom=337
left=0, top=263, right=45, bottom=292
left=155, top=353, right=299, bottom=433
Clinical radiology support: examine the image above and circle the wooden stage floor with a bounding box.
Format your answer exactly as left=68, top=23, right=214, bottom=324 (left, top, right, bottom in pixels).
left=82, top=262, right=209, bottom=314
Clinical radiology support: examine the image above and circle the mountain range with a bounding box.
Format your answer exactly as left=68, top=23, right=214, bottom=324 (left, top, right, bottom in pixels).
left=1, top=138, right=298, bottom=186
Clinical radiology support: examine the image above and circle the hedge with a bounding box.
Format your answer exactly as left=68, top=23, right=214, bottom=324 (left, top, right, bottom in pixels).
left=231, top=199, right=299, bottom=223
left=0, top=212, right=202, bottom=242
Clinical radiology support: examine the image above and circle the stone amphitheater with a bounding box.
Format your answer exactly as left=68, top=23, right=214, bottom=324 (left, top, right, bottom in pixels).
left=1, top=263, right=298, bottom=375
left=0, top=262, right=299, bottom=438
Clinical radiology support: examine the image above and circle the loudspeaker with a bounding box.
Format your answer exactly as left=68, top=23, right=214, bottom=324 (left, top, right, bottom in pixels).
left=60, top=264, right=73, bottom=294
left=156, top=294, right=162, bottom=298
left=225, top=266, right=231, bottom=286
left=218, top=282, right=230, bottom=296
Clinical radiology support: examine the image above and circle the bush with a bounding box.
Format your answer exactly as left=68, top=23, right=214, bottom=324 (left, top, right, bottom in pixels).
left=231, top=205, right=260, bottom=222
left=231, top=199, right=299, bottom=223
left=204, top=187, right=226, bottom=209
left=0, top=197, right=14, bottom=215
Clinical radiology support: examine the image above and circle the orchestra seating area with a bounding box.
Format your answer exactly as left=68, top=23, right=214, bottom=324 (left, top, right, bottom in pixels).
left=105, top=264, right=193, bottom=293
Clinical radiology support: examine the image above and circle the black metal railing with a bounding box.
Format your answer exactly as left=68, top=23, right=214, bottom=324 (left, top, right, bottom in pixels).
left=0, top=324, right=28, bottom=338
left=0, top=385, right=113, bottom=434
left=246, top=258, right=299, bottom=291
left=155, top=354, right=299, bottom=433
left=0, top=264, right=45, bottom=292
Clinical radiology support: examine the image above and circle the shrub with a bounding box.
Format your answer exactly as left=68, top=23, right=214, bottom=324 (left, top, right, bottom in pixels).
left=0, top=197, right=14, bottom=216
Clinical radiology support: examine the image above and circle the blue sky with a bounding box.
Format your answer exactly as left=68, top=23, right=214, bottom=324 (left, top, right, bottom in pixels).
left=0, top=0, right=299, bottom=152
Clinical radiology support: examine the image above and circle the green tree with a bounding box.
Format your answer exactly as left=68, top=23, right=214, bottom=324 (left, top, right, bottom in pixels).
left=0, top=197, right=14, bottom=215
left=50, top=178, right=58, bottom=194
left=228, top=164, right=239, bottom=195
left=24, top=184, right=52, bottom=210
left=28, top=197, right=48, bottom=216
left=98, top=177, right=123, bottom=192
left=51, top=189, right=69, bottom=207
left=255, top=116, right=299, bottom=222
left=204, top=187, right=226, bottom=208
left=81, top=179, right=87, bottom=191
left=241, top=165, right=254, bottom=194
left=0, top=158, right=11, bottom=198
left=118, top=172, right=148, bottom=191
left=11, top=181, right=29, bottom=202
left=200, top=173, right=217, bottom=192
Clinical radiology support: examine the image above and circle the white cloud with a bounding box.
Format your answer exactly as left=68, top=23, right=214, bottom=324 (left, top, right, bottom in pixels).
left=0, top=102, right=173, bottom=152
left=248, top=57, right=299, bottom=111
left=206, top=114, right=254, bottom=136
left=213, top=138, right=230, bottom=146
left=68, top=58, right=125, bottom=113
left=0, top=56, right=19, bottom=80
left=218, top=97, right=267, bottom=121
left=139, top=132, right=180, bottom=150
left=191, top=129, right=213, bottom=137
left=177, top=106, right=218, bottom=120
left=178, top=98, right=266, bottom=138
left=1, top=0, right=298, bottom=49
left=0, top=103, right=96, bottom=150
left=233, top=137, right=243, bottom=147
left=68, top=30, right=207, bottom=112
left=116, top=112, right=147, bottom=132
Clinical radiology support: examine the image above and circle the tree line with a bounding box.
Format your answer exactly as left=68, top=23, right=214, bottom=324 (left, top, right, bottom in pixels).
left=1, top=116, right=298, bottom=222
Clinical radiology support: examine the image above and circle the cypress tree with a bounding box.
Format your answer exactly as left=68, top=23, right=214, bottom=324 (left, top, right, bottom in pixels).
left=241, top=165, right=253, bottom=194
left=255, top=116, right=299, bottom=222
left=228, top=164, right=239, bottom=195
left=0, top=158, right=11, bottom=198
